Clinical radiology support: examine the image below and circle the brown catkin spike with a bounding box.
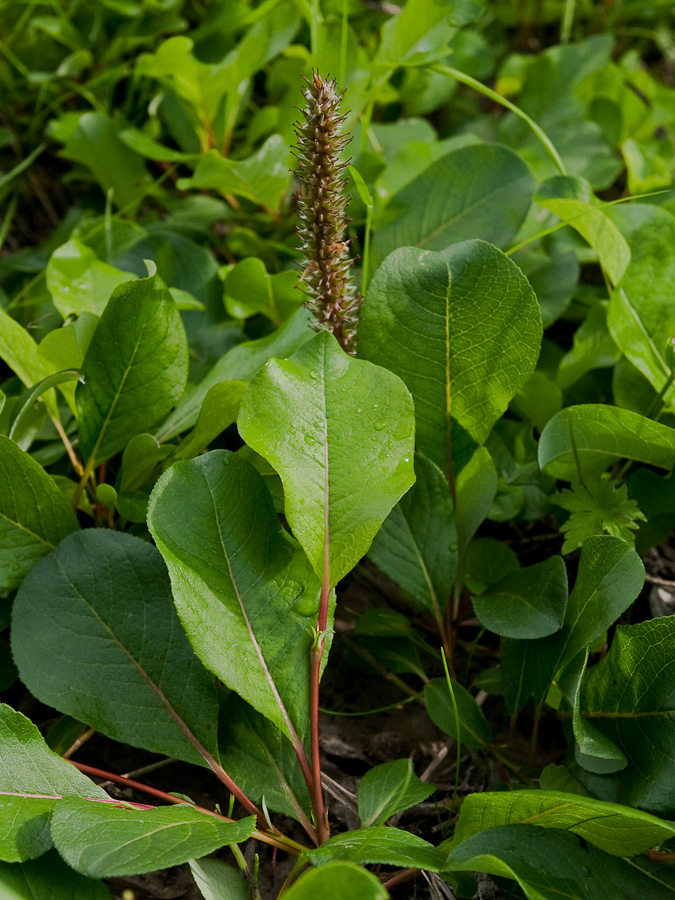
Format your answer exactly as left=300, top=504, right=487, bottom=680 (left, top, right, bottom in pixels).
left=293, top=72, right=361, bottom=355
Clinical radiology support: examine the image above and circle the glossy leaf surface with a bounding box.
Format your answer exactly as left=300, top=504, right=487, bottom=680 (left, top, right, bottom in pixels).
left=148, top=451, right=324, bottom=741
left=360, top=241, right=541, bottom=476
left=284, top=862, right=388, bottom=900
left=238, top=330, right=415, bottom=587
left=306, top=826, right=445, bottom=871
left=12, top=531, right=220, bottom=767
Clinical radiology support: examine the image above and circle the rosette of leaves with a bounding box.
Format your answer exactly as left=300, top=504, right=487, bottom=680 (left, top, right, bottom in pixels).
left=552, top=474, right=646, bottom=554
left=293, top=72, right=361, bottom=354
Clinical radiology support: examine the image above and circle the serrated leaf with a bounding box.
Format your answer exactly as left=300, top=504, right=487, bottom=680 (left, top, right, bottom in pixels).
left=77, top=274, right=188, bottom=465
left=538, top=405, right=675, bottom=481
left=11, top=531, right=221, bottom=768
left=359, top=241, right=541, bottom=477
left=0, top=704, right=105, bottom=862
left=238, top=330, right=415, bottom=588
left=51, top=799, right=255, bottom=878
left=0, top=436, right=79, bottom=592
left=148, top=451, right=324, bottom=743
left=368, top=454, right=456, bottom=621
left=473, top=556, right=568, bottom=639
left=552, top=475, right=645, bottom=554
left=358, top=759, right=434, bottom=827
left=451, top=789, right=675, bottom=857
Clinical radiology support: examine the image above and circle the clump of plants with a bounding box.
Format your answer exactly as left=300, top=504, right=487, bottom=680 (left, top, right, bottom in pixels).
left=3, top=2, right=675, bottom=899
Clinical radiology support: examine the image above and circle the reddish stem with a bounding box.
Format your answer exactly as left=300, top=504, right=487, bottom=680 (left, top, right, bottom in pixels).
left=308, top=576, right=331, bottom=844
left=382, top=868, right=420, bottom=890
left=69, top=761, right=306, bottom=855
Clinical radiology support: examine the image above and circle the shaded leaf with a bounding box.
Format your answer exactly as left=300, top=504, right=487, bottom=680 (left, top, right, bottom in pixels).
left=0, top=850, right=109, bottom=900
left=358, top=759, right=434, bottom=827
left=368, top=454, right=456, bottom=621
left=0, top=436, right=79, bottom=592
left=424, top=678, right=492, bottom=748
left=190, top=859, right=249, bottom=900
left=77, top=274, right=188, bottom=465
left=283, top=862, right=388, bottom=900
left=306, top=826, right=445, bottom=871
left=473, top=556, right=568, bottom=639
left=12, top=531, right=221, bottom=767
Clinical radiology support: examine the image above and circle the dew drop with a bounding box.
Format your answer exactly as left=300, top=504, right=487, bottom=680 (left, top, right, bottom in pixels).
left=356, top=407, right=363, bottom=413
left=374, top=421, right=386, bottom=431
left=449, top=542, right=458, bottom=552
left=304, top=433, right=316, bottom=446
left=310, top=369, right=320, bottom=379
left=289, top=425, right=297, bottom=434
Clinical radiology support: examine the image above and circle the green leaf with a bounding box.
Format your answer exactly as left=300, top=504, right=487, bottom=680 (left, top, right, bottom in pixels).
left=218, top=693, right=311, bottom=825
left=0, top=704, right=105, bottom=862
left=46, top=239, right=137, bottom=317
left=372, top=145, right=535, bottom=266
left=51, top=799, right=255, bottom=878
left=465, top=538, right=520, bottom=595
left=180, top=136, right=290, bottom=211
left=8, top=370, right=82, bottom=444
left=0, top=850, right=109, bottom=900
left=172, top=381, right=247, bottom=461
left=555, top=302, right=621, bottom=391
left=502, top=536, right=644, bottom=714
left=306, top=826, right=446, bottom=871
left=375, top=0, right=481, bottom=67
left=77, top=274, right=188, bottom=465
left=552, top=475, right=646, bottom=554
left=572, top=653, right=627, bottom=775
left=157, top=307, right=314, bottom=442
left=607, top=204, right=675, bottom=401
left=586, top=844, right=675, bottom=900
left=368, top=454, right=457, bottom=621
left=0, top=436, right=79, bottom=592
left=283, top=862, right=388, bottom=900
left=451, top=789, right=675, bottom=857
left=538, top=406, right=675, bottom=481
left=58, top=112, right=146, bottom=208
left=577, top=617, right=675, bottom=812
left=445, top=824, right=610, bottom=900
left=510, top=372, right=562, bottom=432
left=37, top=314, right=98, bottom=410
left=238, top=330, right=415, bottom=587
left=537, top=176, right=630, bottom=285
left=455, top=447, right=498, bottom=569
left=360, top=241, right=541, bottom=476
left=0, top=308, right=53, bottom=394
left=148, top=451, right=323, bottom=742
left=358, top=759, right=435, bottom=827
left=424, top=678, right=492, bottom=748
left=11, top=530, right=221, bottom=767
left=224, top=258, right=304, bottom=326
left=473, top=556, right=568, bottom=639
left=190, top=859, right=250, bottom=900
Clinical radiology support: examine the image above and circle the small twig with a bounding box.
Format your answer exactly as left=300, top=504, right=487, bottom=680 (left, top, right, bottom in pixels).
left=645, top=573, right=675, bottom=587
left=62, top=727, right=95, bottom=760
